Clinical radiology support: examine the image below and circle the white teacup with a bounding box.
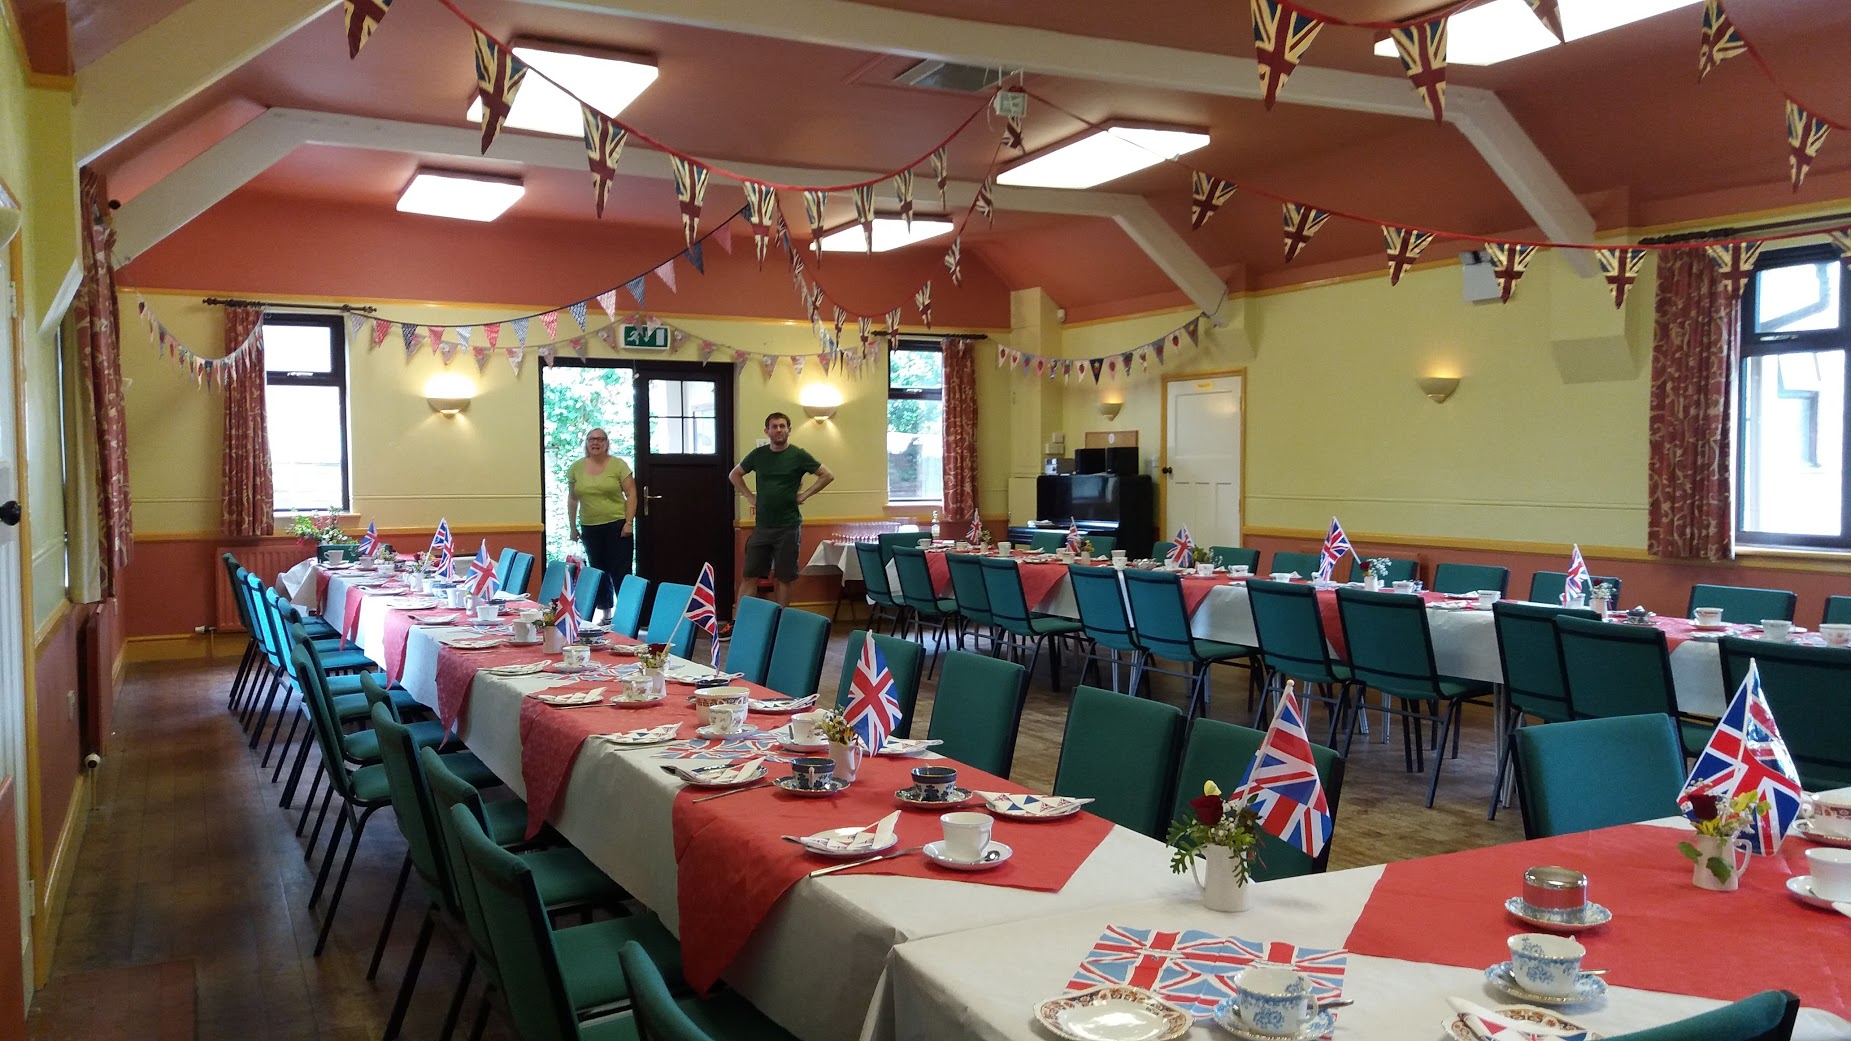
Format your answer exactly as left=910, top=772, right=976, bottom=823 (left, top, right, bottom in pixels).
left=1819, top=623, right=1851, bottom=647
left=1803, top=791, right=1851, bottom=838
left=510, top=620, right=537, bottom=643
left=916, top=538, right=931, bottom=549
left=938, top=811, right=993, bottom=862
left=790, top=710, right=828, bottom=744
left=707, top=702, right=749, bottom=735
left=1476, top=590, right=1500, bottom=609
left=1392, top=580, right=1417, bottom=594
left=1760, top=618, right=1793, bottom=641
left=1694, top=606, right=1725, bottom=626
left=475, top=602, right=499, bottom=623
left=996, top=542, right=1012, bottom=557
left=1269, top=572, right=1295, bottom=583
left=1196, top=563, right=1215, bottom=576
left=445, top=587, right=468, bottom=609
left=1232, top=964, right=1317, bottom=1036
left=1230, top=565, right=1250, bottom=575
left=562, top=645, right=591, bottom=669
left=1806, top=847, right=1851, bottom=901
left=1507, top=933, right=1585, bottom=998
left=954, top=541, right=970, bottom=552
left=693, top=688, right=750, bottom=726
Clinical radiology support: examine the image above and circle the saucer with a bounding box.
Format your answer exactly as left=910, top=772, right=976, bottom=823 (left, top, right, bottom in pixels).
left=779, top=737, right=828, bottom=753
left=1688, top=618, right=1731, bottom=630
left=772, top=776, right=849, bottom=798
left=796, top=827, right=897, bottom=857
left=1442, top=1005, right=1600, bottom=1041
left=874, top=738, right=938, bottom=757
left=1034, top=986, right=1190, bottom=1041
left=979, top=792, right=1089, bottom=820
left=695, top=725, right=763, bottom=740
left=1504, top=897, right=1613, bottom=933
left=923, top=840, right=1012, bottom=870
left=1210, top=1001, right=1335, bottom=1041
left=1795, top=820, right=1851, bottom=848
left=1485, top=962, right=1606, bottom=1006
left=608, top=693, right=666, bottom=708
left=547, top=661, right=598, bottom=673
left=506, top=636, right=544, bottom=646
left=447, top=637, right=505, bottom=650
left=1786, top=875, right=1851, bottom=909
left=894, top=785, right=974, bottom=809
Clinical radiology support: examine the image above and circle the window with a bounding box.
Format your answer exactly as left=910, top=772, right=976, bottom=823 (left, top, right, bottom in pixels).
left=1737, top=247, right=1848, bottom=548
left=887, top=341, right=944, bottom=503
left=646, top=378, right=718, bottom=455
left=264, top=314, right=351, bottom=512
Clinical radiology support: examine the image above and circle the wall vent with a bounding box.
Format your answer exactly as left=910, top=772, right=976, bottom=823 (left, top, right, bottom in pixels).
left=893, top=60, right=1013, bottom=94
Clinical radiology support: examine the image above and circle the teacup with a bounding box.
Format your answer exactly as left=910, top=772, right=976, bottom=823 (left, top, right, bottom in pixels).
left=445, top=587, right=469, bottom=609
left=1110, top=550, right=1127, bottom=561
left=320, top=547, right=345, bottom=564
left=911, top=765, right=958, bottom=801
left=510, top=620, right=537, bottom=643
left=1805, top=847, right=1851, bottom=901
left=618, top=677, right=657, bottom=702
left=1819, top=623, right=1851, bottom=647
left=1476, top=590, right=1500, bottom=609
left=706, top=702, right=748, bottom=735
left=1392, top=580, right=1417, bottom=594
left=1507, top=933, right=1585, bottom=998
left=788, top=756, right=836, bottom=790
left=475, top=602, right=499, bottom=623
left=790, top=710, right=828, bottom=745
left=1232, top=964, right=1318, bottom=1036
left=954, top=541, right=970, bottom=552
left=995, top=542, right=1012, bottom=557
left=1760, top=618, right=1793, bottom=641
left=693, top=688, right=750, bottom=726
left=1269, top=572, right=1295, bottom=582
left=1694, top=606, right=1725, bottom=626
left=917, top=538, right=931, bottom=549
left=407, top=573, right=426, bottom=593
left=562, top=645, right=591, bottom=669
left=938, top=811, right=992, bottom=862
left=1196, top=563, right=1215, bottom=576
left=1057, top=549, right=1075, bottom=563
left=1802, top=790, right=1851, bottom=838
left=1230, top=565, right=1250, bottom=575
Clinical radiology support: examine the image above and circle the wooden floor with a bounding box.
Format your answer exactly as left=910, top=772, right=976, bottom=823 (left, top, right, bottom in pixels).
left=32, top=618, right=1522, bottom=1039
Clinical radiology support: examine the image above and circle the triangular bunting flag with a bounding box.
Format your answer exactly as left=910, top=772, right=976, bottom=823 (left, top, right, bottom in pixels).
left=1251, top=0, right=1324, bottom=110
left=537, top=344, right=556, bottom=365
left=507, top=346, right=525, bottom=375
left=914, top=282, right=933, bottom=330
left=597, top=325, right=617, bottom=350
left=401, top=324, right=420, bottom=359
left=1154, top=341, right=1167, bottom=363
left=944, top=238, right=963, bottom=287
left=1595, top=247, right=1647, bottom=309
left=511, top=317, right=529, bottom=347
left=1786, top=101, right=1831, bottom=192
left=454, top=325, right=473, bottom=346
left=852, top=184, right=876, bottom=252
left=803, top=190, right=828, bottom=263
left=857, top=316, right=872, bottom=345
left=1705, top=241, right=1763, bottom=298
left=597, top=290, right=618, bottom=320
left=742, top=182, right=777, bottom=268
left=484, top=324, right=501, bottom=349
left=790, top=356, right=805, bottom=378
left=473, top=345, right=492, bottom=372
left=996, top=345, right=1009, bottom=368
left=1089, top=358, right=1104, bottom=383
left=342, top=0, right=394, bottom=59
left=567, top=302, right=587, bottom=331
left=698, top=340, right=718, bottom=363
left=1003, top=113, right=1024, bottom=152
left=733, top=351, right=749, bottom=377
left=832, top=307, right=848, bottom=348
left=671, top=156, right=709, bottom=246
left=1189, top=172, right=1238, bottom=230
left=761, top=354, right=778, bottom=379
left=345, top=312, right=365, bottom=340
left=439, top=340, right=461, bottom=365
left=1281, top=202, right=1330, bottom=263
left=571, top=337, right=587, bottom=361
left=1698, top=0, right=1745, bottom=82
left=685, top=241, right=704, bottom=274
left=1485, top=243, right=1538, bottom=302
left=540, top=311, right=559, bottom=341
left=710, top=223, right=733, bottom=255
left=974, top=179, right=995, bottom=225
left=818, top=351, right=833, bottom=375
left=894, top=170, right=915, bottom=231
left=885, top=308, right=902, bottom=336
left=625, top=275, right=647, bottom=309
left=1383, top=226, right=1436, bottom=285
left=471, top=30, right=528, bottom=153
left=930, top=147, right=949, bottom=207
left=1389, top=17, right=1448, bottom=124
left=1523, top=0, right=1564, bottom=42
left=581, top=107, right=628, bottom=218
left=372, top=319, right=391, bottom=349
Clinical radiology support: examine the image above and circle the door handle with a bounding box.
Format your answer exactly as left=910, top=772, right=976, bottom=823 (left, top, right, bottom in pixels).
left=0, top=500, right=18, bottom=527
left=642, top=486, right=665, bottom=516
left=1160, top=467, right=1174, bottom=476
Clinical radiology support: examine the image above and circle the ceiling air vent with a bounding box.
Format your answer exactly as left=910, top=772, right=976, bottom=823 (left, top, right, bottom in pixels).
left=893, top=60, right=1013, bottom=94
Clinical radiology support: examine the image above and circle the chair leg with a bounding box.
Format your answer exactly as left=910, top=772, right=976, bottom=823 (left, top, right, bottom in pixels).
left=1425, top=701, right=1462, bottom=808
left=314, top=806, right=379, bottom=956
left=259, top=688, right=296, bottom=767
left=227, top=641, right=259, bottom=710
left=309, top=805, right=348, bottom=907
left=1044, top=635, right=1063, bottom=689
left=1023, top=639, right=1043, bottom=689
left=470, top=987, right=494, bottom=1041
left=1488, top=711, right=1521, bottom=821
left=283, top=728, right=316, bottom=808
left=304, top=776, right=335, bottom=851
left=368, top=853, right=414, bottom=980
left=382, top=909, right=436, bottom=1039
left=440, top=954, right=477, bottom=1041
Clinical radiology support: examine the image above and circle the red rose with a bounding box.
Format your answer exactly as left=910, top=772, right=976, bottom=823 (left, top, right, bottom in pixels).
left=1687, top=793, right=1720, bottom=822
left=1189, top=794, right=1225, bottom=827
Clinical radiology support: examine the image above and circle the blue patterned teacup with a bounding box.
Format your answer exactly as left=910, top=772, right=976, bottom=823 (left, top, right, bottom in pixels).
left=1233, top=964, right=1316, bottom=1036
left=1507, top=932, right=1585, bottom=998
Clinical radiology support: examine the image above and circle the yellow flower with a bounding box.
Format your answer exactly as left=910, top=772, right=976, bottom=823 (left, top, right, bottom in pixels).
left=1203, top=780, right=1221, bottom=797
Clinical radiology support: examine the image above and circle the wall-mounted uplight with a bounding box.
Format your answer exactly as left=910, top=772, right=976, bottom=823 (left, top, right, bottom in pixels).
left=426, top=373, right=476, bottom=416
left=1416, top=376, right=1461, bottom=404
left=799, top=383, right=843, bottom=422
left=1098, top=401, right=1124, bottom=421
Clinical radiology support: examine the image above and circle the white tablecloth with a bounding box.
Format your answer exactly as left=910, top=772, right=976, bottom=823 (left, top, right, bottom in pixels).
left=804, top=540, right=865, bottom=581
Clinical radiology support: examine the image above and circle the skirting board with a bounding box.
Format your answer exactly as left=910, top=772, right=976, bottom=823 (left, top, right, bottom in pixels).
left=124, top=633, right=245, bottom=664
left=33, top=772, right=88, bottom=985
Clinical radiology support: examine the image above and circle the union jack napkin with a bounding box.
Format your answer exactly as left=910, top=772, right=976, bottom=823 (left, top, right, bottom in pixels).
left=804, top=811, right=899, bottom=853
left=1066, top=926, right=1346, bottom=1019
left=1446, top=999, right=1594, bottom=1041
left=654, top=736, right=781, bottom=759
left=973, top=792, right=1091, bottom=817
left=672, top=757, right=766, bottom=785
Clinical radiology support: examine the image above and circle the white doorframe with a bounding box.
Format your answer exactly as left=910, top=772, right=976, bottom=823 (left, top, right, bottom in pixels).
left=0, top=214, right=37, bottom=1004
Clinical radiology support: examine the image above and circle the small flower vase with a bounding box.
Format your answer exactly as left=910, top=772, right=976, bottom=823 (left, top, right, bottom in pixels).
left=1363, top=574, right=1382, bottom=591
left=829, top=740, right=862, bottom=782
left=1590, top=595, right=1611, bottom=618
left=1080, top=551, right=1093, bottom=565
left=1689, top=834, right=1750, bottom=892
left=1192, top=845, right=1253, bottom=912
left=543, top=627, right=566, bottom=653
left=641, top=667, right=666, bottom=698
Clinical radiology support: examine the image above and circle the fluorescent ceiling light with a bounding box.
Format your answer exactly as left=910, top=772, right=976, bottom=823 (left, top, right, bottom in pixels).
left=998, top=127, right=1210, bottom=190
left=815, top=217, right=955, bottom=253
left=1372, top=0, right=1700, bottom=66
left=464, top=43, right=658, bottom=137
left=397, top=170, right=525, bottom=222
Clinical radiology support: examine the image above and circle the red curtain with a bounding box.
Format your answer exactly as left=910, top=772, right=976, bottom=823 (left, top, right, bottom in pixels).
left=1647, top=249, right=1738, bottom=561
left=941, top=337, right=979, bottom=525
left=220, top=307, right=273, bottom=536
left=73, top=168, right=132, bottom=597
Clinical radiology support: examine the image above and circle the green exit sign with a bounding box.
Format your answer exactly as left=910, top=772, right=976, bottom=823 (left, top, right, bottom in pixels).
left=621, top=324, right=670, bottom=349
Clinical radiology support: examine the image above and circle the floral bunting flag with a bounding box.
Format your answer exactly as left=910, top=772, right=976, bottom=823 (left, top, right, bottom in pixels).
left=596, top=290, right=618, bottom=321
left=930, top=147, right=950, bottom=207
left=625, top=275, right=647, bottom=309
left=698, top=340, right=718, bottom=363
left=471, top=30, right=528, bottom=153
left=1698, top=0, right=1745, bottom=82
left=540, top=311, right=559, bottom=340
left=400, top=324, right=419, bottom=359
left=581, top=108, right=628, bottom=217
left=473, top=345, right=492, bottom=372
left=1281, top=202, right=1329, bottom=263
left=975, top=179, right=995, bottom=225
left=915, top=282, right=934, bottom=330
left=818, top=351, right=833, bottom=375
left=791, top=356, right=805, bottom=378
left=894, top=170, right=915, bottom=231
left=507, top=346, right=525, bottom=375
left=852, top=184, right=876, bottom=252
left=571, top=338, right=588, bottom=361
left=1829, top=229, right=1851, bottom=263
left=1189, top=172, right=1238, bottom=230
left=1523, top=0, right=1564, bottom=42
left=996, top=345, right=1009, bottom=368
left=1003, top=113, right=1025, bottom=152
left=1786, top=101, right=1831, bottom=192
left=671, top=156, right=709, bottom=246
left=427, top=326, right=446, bottom=355
left=372, top=318, right=391, bottom=349
left=567, top=302, right=587, bottom=331
left=1485, top=243, right=1537, bottom=302
left=1383, top=226, right=1435, bottom=285
left=597, top=325, right=618, bottom=350
left=1705, top=241, right=1763, bottom=298
left=944, top=238, right=963, bottom=286
left=342, top=0, right=394, bottom=59
left=345, top=312, right=365, bottom=341
left=733, top=350, right=749, bottom=377
left=512, top=316, right=530, bottom=347
left=1389, top=17, right=1448, bottom=124
left=761, top=354, right=778, bottom=380
left=537, top=345, right=556, bottom=365
left=1251, top=0, right=1324, bottom=110
left=741, top=182, right=778, bottom=267
left=654, top=260, right=678, bottom=293
left=1595, top=247, right=1646, bottom=308
left=439, top=340, right=461, bottom=366
left=484, top=324, right=501, bottom=349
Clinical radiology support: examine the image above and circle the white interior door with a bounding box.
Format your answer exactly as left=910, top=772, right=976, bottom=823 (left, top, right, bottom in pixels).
left=0, top=255, right=30, bottom=995
left=1163, top=375, right=1243, bottom=547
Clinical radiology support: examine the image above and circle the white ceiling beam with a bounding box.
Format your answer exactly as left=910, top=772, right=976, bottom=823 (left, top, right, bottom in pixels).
left=1447, top=89, right=1597, bottom=275
left=72, top=0, right=337, bottom=165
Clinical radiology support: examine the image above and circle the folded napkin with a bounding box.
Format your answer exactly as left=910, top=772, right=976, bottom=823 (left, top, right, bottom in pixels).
left=529, top=690, right=605, bottom=707
left=600, top=723, right=682, bottom=745
left=677, top=757, right=766, bottom=785
left=444, top=636, right=505, bottom=649
left=670, top=668, right=745, bottom=683
left=1446, top=1000, right=1593, bottom=1041
left=408, top=611, right=463, bottom=625
left=806, top=811, right=900, bottom=853
left=876, top=738, right=941, bottom=755
left=973, top=791, right=1091, bottom=817
left=749, top=694, right=817, bottom=712
left=483, top=661, right=550, bottom=676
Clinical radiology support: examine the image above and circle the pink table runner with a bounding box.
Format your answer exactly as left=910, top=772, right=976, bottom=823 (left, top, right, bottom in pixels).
left=1343, top=823, right=1848, bottom=1018
left=433, top=641, right=561, bottom=734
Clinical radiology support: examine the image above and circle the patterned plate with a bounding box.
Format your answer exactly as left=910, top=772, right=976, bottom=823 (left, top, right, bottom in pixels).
left=1484, top=962, right=1607, bottom=1006
left=1795, top=820, right=1851, bottom=849
left=1503, top=897, right=1613, bottom=933
left=1442, top=1005, right=1600, bottom=1041
left=446, top=637, right=504, bottom=650
left=978, top=792, right=1090, bottom=821
left=1034, top=987, right=1190, bottom=1041
left=1210, top=1002, right=1335, bottom=1041
left=771, top=776, right=850, bottom=798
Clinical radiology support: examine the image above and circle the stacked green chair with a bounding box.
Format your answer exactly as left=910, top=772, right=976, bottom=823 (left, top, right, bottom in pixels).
left=1170, top=716, right=1346, bottom=879
left=1053, top=685, right=1186, bottom=839
left=890, top=546, right=958, bottom=677
left=1244, top=579, right=1358, bottom=753
left=536, top=560, right=568, bottom=605
left=1526, top=570, right=1620, bottom=605
left=978, top=557, right=1084, bottom=689
left=1688, top=583, right=1797, bottom=624
left=1345, top=556, right=1418, bottom=584
left=1067, top=564, right=1148, bottom=694
left=724, top=596, right=780, bottom=685
left=1120, top=568, right=1257, bottom=719
left=853, top=541, right=906, bottom=635
left=1718, top=636, right=1851, bottom=790
left=1486, top=602, right=1597, bottom=820
left=220, top=555, right=274, bottom=714
left=943, top=553, right=997, bottom=653
left=1334, top=588, right=1494, bottom=807
left=574, top=565, right=608, bottom=622
left=619, top=941, right=800, bottom=1041
left=832, top=631, right=926, bottom=739
left=1269, top=550, right=1321, bottom=577
left=1554, top=614, right=1706, bottom=755
left=645, top=582, right=695, bottom=658
left=1208, top=546, right=1260, bottom=571
left=1514, top=715, right=1686, bottom=839
left=764, top=608, right=830, bottom=699
left=1824, top=595, right=1851, bottom=625
left=1596, top=991, right=1798, bottom=1041
left=610, top=575, right=649, bottom=638
left=925, top=652, right=1028, bottom=777
left=1432, top=562, right=1509, bottom=596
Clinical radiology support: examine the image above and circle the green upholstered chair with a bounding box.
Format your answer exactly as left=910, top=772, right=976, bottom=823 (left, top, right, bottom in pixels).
left=574, top=565, right=607, bottom=621
left=832, top=631, right=926, bottom=739
left=1824, top=595, right=1851, bottom=625
left=876, top=530, right=922, bottom=566
left=1209, top=546, right=1260, bottom=571
left=618, top=942, right=800, bottom=1041
left=1553, top=614, right=1706, bottom=755
left=221, top=556, right=269, bottom=713
left=1514, top=715, right=1687, bottom=839
left=1067, top=564, right=1147, bottom=694
left=1486, top=602, right=1597, bottom=820
left=978, top=556, right=1084, bottom=689
left=1431, top=562, right=1510, bottom=596
left=1334, top=588, right=1494, bottom=807
left=1027, top=530, right=1066, bottom=552
left=496, top=548, right=520, bottom=592
left=925, top=651, right=1028, bottom=777
left=891, top=546, right=958, bottom=677
left=1086, top=536, right=1117, bottom=556
left=1151, top=541, right=1177, bottom=564
left=854, top=541, right=906, bottom=635
left=1526, top=570, right=1620, bottom=605
left=506, top=551, right=536, bottom=598
left=1120, top=568, right=1256, bottom=720
left=1268, top=550, right=1321, bottom=577
left=645, top=582, right=695, bottom=658
left=1345, top=556, right=1418, bottom=583
left=318, top=542, right=361, bottom=563
left=764, top=608, right=830, bottom=699
left=1169, top=716, right=1345, bottom=880
left=537, top=560, right=569, bottom=605
left=944, top=552, right=997, bottom=652
left=1244, top=579, right=1358, bottom=754
left=1718, top=636, right=1851, bottom=790
left=723, top=596, right=779, bottom=686
left=610, top=574, right=649, bottom=639
left=1053, top=685, right=1186, bottom=839
left=1688, top=583, right=1798, bottom=625
left=1597, top=991, right=1798, bottom=1041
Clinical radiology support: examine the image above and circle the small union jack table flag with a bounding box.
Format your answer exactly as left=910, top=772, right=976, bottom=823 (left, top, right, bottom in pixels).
left=1679, top=660, right=1803, bottom=855
left=685, top=563, right=721, bottom=665
left=1166, top=527, right=1195, bottom=569
left=966, top=513, right=983, bottom=544
left=465, top=540, right=500, bottom=600
left=1236, top=687, right=1332, bottom=858
left=1065, top=522, right=1084, bottom=553
left=843, top=636, right=902, bottom=751
left=1316, top=517, right=1352, bottom=581
left=1067, top=926, right=1347, bottom=1018
left=1561, top=544, right=1590, bottom=606
left=428, top=518, right=454, bottom=574
left=358, top=521, right=380, bottom=557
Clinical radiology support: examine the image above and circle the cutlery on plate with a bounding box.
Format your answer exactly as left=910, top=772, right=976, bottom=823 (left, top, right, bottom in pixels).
left=808, top=846, right=923, bottom=878
left=1315, top=998, right=1354, bottom=1010
left=692, top=782, right=772, bottom=803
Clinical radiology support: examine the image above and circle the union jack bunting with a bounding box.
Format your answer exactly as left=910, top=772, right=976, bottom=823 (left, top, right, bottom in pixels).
left=944, top=238, right=963, bottom=286
left=1250, top=0, right=1324, bottom=110
left=471, top=30, right=528, bottom=153
left=1065, top=522, right=1084, bottom=553
left=552, top=595, right=578, bottom=644
left=852, top=184, right=876, bottom=252
left=832, top=308, right=848, bottom=350
left=885, top=308, right=902, bottom=336
left=1389, top=17, right=1448, bottom=124
left=1485, top=242, right=1538, bottom=302
left=1704, top=241, right=1762, bottom=298
left=974, top=179, right=995, bottom=224
left=685, top=563, right=721, bottom=664
left=967, top=513, right=983, bottom=543
left=1786, top=101, right=1831, bottom=192
left=465, top=541, right=500, bottom=599
left=1679, top=660, right=1803, bottom=855
left=671, top=156, right=709, bottom=246
left=1830, top=229, right=1851, bottom=263
left=842, top=636, right=902, bottom=750
left=1189, top=172, right=1238, bottom=231
left=1595, top=247, right=1647, bottom=308
left=1066, top=926, right=1347, bottom=1017
left=857, top=316, right=872, bottom=345
left=581, top=108, right=628, bottom=218
left=1562, top=544, right=1590, bottom=606
left=358, top=521, right=380, bottom=557
left=1316, top=517, right=1352, bottom=580
left=1383, top=226, right=1435, bottom=286
left=915, top=282, right=934, bottom=330
left=1281, top=203, right=1329, bottom=263
left=1523, top=0, right=1564, bottom=41
left=1003, top=114, right=1024, bottom=152
left=1697, top=0, right=1745, bottom=82
left=652, top=736, right=781, bottom=760
left=428, top=518, right=454, bottom=574
left=893, top=170, right=915, bottom=231
left=1166, top=527, right=1195, bottom=569
left=930, top=147, right=950, bottom=207
left=1236, top=687, right=1332, bottom=858
left=342, top=0, right=394, bottom=59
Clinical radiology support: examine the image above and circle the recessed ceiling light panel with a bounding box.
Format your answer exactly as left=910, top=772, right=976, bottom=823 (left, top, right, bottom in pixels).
left=815, top=217, right=955, bottom=253
left=464, top=42, right=659, bottom=138
left=397, top=170, right=526, bottom=222
left=1371, top=0, right=1701, bottom=67
left=997, top=127, right=1210, bottom=190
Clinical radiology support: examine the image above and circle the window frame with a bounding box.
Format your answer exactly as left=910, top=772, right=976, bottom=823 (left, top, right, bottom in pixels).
left=1735, top=243, right=1851, bottom=551
left=263, top=312, right=352, bottom=514
left=885, top=338, right=946, bottom=506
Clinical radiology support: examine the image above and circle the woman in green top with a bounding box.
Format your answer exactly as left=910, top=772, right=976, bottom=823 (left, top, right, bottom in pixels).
left=566, top=427, right=636, bottom=615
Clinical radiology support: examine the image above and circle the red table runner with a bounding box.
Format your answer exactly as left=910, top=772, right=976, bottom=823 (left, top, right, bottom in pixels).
left=433, top=641, right=562, bottom=734
left=672, top=751, right=1116, bottom=992
left=1019, top=561, right=1071, bottom=610
left=1313, top=588, right=1459, bottom=662
left=925, top=551, right=952, bottom=596
left=1343, top=823, right=1848, bottom=1018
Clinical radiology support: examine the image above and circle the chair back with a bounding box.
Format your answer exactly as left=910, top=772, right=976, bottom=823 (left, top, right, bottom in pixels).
left=496, top=548, right=519, bottom=592
left=290, top=638, right=360, bottom=803
left=1598, top=990, right=1798, bottom=1041
left=619, top=941, right=716, bottom=1041
left=1027, top=530, right=1065, bottom=553
left=944, top=553, right=993, bottom=627
left=854, top=541, right=899, bottom=605
left=1825, top=595, right=1851, bottom=626
left=505, top=551, right=535, bottom=597
left=891, top=547, right=950, bottom=617
left=1333, top=589, right=1446, bottom=699
left=1345, top=556, right=1417, bottom=583
left=1086, top=536, right=1117, bottom=556
left=1119, top=569, right=1198, bottom=662
left=611, top=574, right=649, bottom=638
left=222, top=556, right=259, bottom=634
left=1170, top=717, right=1345, bottom=879
left=1053, top=685, right=1185, bottom=838
left=1209, top=546, right=1260, bottom=571
left=764, top=608, right=830, bottom=698
left=574, top=565, right=607, bottom=620
left=535, top=560, right=568, bottom=605
left=1432, top=562, right=1510, bottom=596
left=448, top=804, right=579, bottom=1041
left=1718, top=636, right=1851, bottom=790
left=926, top=652, right=1028, bottom=776
left=833, top=631, right=926, bottom=738
left=1151, top=541, right=1176, bottom=564
left=249, top=576, right=290, bottom=668
left=1526, top=570, right=1620, bottom=604
left=1268, top=550, right=1320, bottom=577
left=421, top=747, right=503, bottom=987
left=876, top=531, right=921, bottom=565
left=1245, top=579, right=1343, bottom=685
left=645, top=582, right=695, bottom=657
left=1067, top=565, right=1138, bottom=654
left=1515, top=716, right=1685, bottom=839
left=976, top=557, right=1036, bottom=638
left=369, top=701, right=453, bottom=911
left=1554, top=615, right=1679, bottom=721
left=1688, top=583, right=1797, bottom=625
left=726, top=596, right=780, bottom=685
left=1491, top=602, right=1594, bottom=723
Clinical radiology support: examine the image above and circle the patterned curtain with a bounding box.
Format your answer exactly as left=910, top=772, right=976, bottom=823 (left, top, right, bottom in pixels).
left=941, top=337, right=979, bottom=525
left=72, top=168, right=132, bottom=598
left=1647, top=249, right=1738, bottom=561
left=220, top=307, right=273, bottom=536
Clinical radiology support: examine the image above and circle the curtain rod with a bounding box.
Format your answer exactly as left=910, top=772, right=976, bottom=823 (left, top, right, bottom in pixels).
left=1640, top=212, right=1851, bottom=246
left=201, top=297, right=376, bottom=314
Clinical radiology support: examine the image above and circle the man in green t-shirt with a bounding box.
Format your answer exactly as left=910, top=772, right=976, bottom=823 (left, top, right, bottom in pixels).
left=729, top=412, right=834, bottom=608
